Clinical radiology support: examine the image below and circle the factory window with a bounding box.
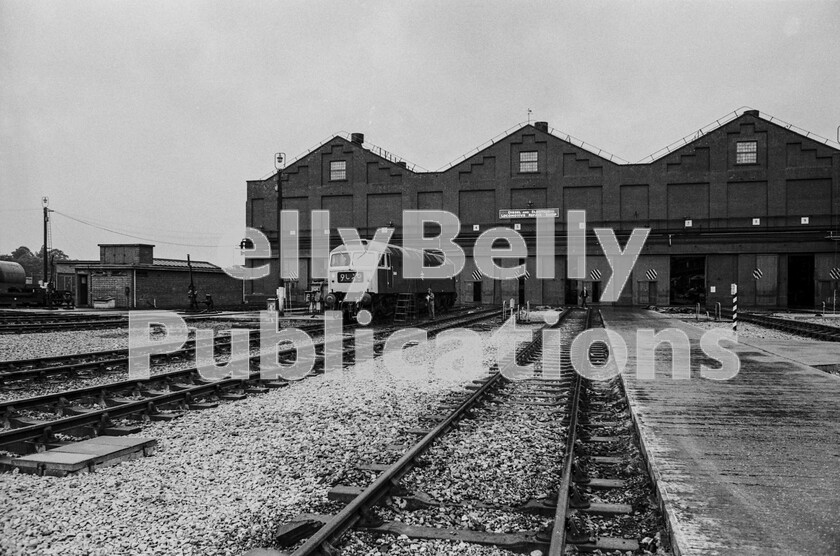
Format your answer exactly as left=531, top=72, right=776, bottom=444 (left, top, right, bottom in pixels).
left=330, top=160, right=347, bottom=181
left=519, top=151, right=539, bottom=173
left=736, top=141, right=757, bottom=164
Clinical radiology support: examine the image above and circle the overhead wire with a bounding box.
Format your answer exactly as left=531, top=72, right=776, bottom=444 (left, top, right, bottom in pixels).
left=52, top=210, right=224, bottom=248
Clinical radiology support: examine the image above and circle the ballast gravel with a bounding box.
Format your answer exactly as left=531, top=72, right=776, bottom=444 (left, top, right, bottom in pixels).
left=0, top=329, right=129, bottom=362
left=0, top=319, right=294, bottom=362
left=0, top=325, right=529, bottom=556
left=399, top=381, right=565, bottom=507
left=339, top=531, right=527, bottom=556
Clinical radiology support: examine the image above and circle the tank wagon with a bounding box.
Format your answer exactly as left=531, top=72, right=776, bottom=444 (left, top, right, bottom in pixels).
left=0, top=260, right=40, bottom=307
left=324, top=242, right=456, bottom=320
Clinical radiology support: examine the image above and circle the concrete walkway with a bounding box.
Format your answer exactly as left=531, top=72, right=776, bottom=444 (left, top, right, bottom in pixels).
left=601, top=308, right=840, bottom=556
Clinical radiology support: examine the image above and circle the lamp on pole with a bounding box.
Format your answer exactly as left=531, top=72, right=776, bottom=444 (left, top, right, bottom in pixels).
left=42, top=196, right=52, bottom=309
left=275, top=152, right=285, bottom=308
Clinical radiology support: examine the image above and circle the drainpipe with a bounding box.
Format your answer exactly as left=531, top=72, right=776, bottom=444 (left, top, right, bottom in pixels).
left=133, top=269, right=137, bottom=309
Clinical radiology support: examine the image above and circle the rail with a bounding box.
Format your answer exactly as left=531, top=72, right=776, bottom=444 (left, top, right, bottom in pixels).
left=547, top=308, right=591, bottom=555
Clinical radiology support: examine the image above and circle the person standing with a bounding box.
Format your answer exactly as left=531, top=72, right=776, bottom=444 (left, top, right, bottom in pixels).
left=580, top=286, right=589, bottom=308
left=426, top=288, right=435, bottom=320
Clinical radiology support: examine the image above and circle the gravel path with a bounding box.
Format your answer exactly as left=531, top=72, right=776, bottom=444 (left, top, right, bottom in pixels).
left=1, top=325, right=519, bottom=556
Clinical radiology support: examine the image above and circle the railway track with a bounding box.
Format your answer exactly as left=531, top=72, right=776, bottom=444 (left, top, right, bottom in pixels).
left=0, top=317, right=129, bottom=334
left=0, top=323, right=323, bottom=387
left=0, top=306, right=501, bottom=456
left=256, top=308, right=664, bottom=555
left=719, top=310, right=840, bottom=341
left=0, top=309, right=262, bottom=334
left=0, top=306, right=482, bottom=385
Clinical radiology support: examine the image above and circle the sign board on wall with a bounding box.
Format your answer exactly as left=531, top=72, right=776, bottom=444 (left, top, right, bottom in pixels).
left=499, top=208, right=560, bottom=219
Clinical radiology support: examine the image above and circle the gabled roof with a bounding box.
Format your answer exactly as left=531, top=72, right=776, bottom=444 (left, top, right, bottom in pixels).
left=254, top=133, right=425, bottom=182
left=639, top=107, right=840, bottom=163
left=438, top=122, right=627, bottom=174
left=252, top=108, right=840, bottom=180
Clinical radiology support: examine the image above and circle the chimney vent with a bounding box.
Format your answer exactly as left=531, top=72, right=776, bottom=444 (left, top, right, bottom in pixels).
left=351, top=133, right=365, bottom=145
left=743, top=110, right=759, bottom=118
left=534, top=121, right=549, bottom=132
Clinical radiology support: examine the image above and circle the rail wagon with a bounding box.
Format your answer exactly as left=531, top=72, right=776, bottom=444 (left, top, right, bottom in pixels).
left=323, top=242, right=456, bottom=319
left=0, top=260, right=40, bottom=307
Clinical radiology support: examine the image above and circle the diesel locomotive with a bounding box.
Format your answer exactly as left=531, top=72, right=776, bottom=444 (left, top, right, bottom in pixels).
left=323, top=242, right=456, bottom=319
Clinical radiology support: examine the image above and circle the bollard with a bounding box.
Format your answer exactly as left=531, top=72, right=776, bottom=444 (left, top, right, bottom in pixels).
left=696, top=303, right=700, bottom=320
left=715, top=302, right=721, bottom=322
left=822, top=302, right=826, bottom=317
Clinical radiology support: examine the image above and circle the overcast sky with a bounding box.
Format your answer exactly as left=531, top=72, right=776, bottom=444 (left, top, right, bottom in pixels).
left=1, top=1, right=838, bottom=265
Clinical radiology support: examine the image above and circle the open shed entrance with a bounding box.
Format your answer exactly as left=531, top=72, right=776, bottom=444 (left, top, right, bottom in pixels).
left=788, top=254, right=814, bottom=308
left=670, top=256, right=705, bottom=305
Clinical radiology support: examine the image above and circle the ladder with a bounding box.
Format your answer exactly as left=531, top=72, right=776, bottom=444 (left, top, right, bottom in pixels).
left=393, top=293, right=416, bottom=324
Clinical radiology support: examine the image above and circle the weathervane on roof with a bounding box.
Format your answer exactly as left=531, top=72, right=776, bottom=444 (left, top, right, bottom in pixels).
left=527, top=109, right=532, bottom=124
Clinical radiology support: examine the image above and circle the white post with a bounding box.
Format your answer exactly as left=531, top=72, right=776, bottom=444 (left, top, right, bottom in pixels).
left=731, top=283, right=738, bottom=335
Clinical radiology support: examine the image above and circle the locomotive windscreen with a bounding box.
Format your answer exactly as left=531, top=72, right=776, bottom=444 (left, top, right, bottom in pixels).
left=331, top=252, right=351, bottom=267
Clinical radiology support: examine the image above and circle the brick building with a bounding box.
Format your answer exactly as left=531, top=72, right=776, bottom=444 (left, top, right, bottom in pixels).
left=245, top=109, right=840, bottom=308
left=73, top=244, right=244, bottom=309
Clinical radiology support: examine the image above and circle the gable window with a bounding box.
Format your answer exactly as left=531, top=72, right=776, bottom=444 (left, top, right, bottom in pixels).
left=519, top=151, right=538, bottom=173
left=736, top=141, right=757, bottom=164
left=330, top=160, right=347, bottom=181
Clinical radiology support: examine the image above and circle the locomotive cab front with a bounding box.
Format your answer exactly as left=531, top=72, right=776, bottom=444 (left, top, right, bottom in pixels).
left=325, top=244, right=392, bottom=319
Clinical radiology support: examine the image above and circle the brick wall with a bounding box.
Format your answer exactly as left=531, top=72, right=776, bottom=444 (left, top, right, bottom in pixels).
left=245, top=113, right=840, bottom=307
left=90, top=271, right=132, bottom=308
left=100, top=245, right=154, bottom=265
left=135, top=270, right=244, bottom=310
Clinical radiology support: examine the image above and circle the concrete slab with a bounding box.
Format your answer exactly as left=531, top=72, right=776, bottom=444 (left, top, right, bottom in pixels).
left=11, top=452, right=93, bottom=476
left=85, top=435, right=153, bottom=446
left=730, top=338, right=840, bottom=367
left=602, top=308, right=840, bottom=555
left=10, top=436, right=156, bottom=476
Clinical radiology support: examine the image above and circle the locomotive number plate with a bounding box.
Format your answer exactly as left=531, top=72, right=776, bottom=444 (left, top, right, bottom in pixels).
left=338, top=272, right=363, bottom=283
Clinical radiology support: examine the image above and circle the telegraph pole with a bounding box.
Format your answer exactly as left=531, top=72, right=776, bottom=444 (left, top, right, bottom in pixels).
left=42, top=197, right=52, bottom=309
